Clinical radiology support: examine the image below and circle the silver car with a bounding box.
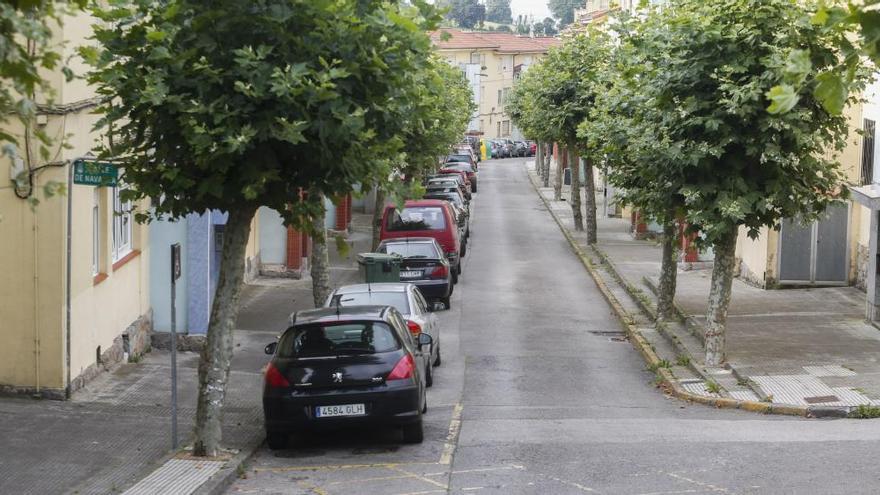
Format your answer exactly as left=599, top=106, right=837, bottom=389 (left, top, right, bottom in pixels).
left=324, top=283, right=441, bottom=386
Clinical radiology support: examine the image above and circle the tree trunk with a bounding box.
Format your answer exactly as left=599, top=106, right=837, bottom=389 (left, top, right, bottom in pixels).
left=193, top=205, right=257, bottom=457
left=568, top=145, right=583, bottom=231
left=705, top=228, right=738, bottom=366
left=371, top=188, right=385, bottom=251
left=656, top=219, right=678, bottom=321
left=535, top=141, right=543, bottom=173
left=310, top=194, right=332, bottom=308
left=583, top=156, right=597, bottom=244
left=542, top=145, right=551, bottom=187
left=554, top=143, right=565, bottom=201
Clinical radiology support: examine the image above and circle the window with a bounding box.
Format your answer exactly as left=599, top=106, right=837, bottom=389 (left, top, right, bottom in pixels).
left=112, top=183, right=132, bottom=261
left=502, top=87, right=510, bottom=109
left=862, top=119, right=875, bottom=186
left=470, top=52, right=481, bottom=64
left=502, top=120, right=510, bottom=137
left=497, top=89, right=502, bottom=105
left=502, top=55, right=513, bottom=72
left=497, top=121, right=501, bottom=137
left=92, top=189, right=100, bottom=275
left=386, top=207, right=447, bottom=231
left=278, top=322, right=399, bottom=358
left=379, top=242, right=441, bottom=259
left=330, top=291, right=411, bottom=315
left=479, top=119, right=484, bottom=132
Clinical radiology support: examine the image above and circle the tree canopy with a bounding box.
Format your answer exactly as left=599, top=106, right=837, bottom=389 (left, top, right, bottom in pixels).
left=485, top=0, right=512, bottom=24
left=443, top=0, right=485, bottom=29
left=548, top=0, right=585, bottom=28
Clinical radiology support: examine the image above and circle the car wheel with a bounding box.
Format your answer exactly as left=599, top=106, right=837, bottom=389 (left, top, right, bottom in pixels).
left=402, top=420, right=424, bottom=444
left=266, top=432, right=288, bottom=450
left=457, top=263, right=462, bottom=276
left=452, top=270, right=459, bottom=285
left=472, top=183, right=477, bottom=193
left=425, top=363, right=433, bottom=387
left=460, top=242, right=467, bottom=258
left=441, top=296, right=451, bottom=310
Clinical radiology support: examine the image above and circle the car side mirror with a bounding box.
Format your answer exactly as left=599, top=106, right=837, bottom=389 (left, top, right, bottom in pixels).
left=417, top=333, right=433, bottom=348
left=264, top=342, right=278, bottom=355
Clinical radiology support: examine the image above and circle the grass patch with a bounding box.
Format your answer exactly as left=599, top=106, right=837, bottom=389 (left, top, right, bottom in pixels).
left=675, top=355, right=691, bottom=367
left=850, top=404, right=880, bottom=419
left=705, top=380, right=721, bottom=395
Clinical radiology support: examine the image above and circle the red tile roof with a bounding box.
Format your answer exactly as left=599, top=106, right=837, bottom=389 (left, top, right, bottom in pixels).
left=429, top=28, right=560, bottom=53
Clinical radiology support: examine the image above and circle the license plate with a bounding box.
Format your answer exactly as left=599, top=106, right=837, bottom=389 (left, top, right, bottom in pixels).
left=400, top=270, right=421, bottom=278
left=315, top=403, right=366, bottom=418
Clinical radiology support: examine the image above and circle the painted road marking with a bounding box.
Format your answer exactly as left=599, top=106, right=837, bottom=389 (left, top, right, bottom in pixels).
left=439, top=402, right=463, bottom=465
left=387, top=465, right=448, bottom=489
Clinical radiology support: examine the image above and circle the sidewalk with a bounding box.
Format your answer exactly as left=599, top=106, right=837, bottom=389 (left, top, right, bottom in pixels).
left=0, top=213, right=371, bottom=495
left=527, top=161, right=880, bottom=414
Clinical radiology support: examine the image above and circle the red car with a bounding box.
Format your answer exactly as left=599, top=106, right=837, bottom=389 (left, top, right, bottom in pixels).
left=380, top=200, right=464, bottom=282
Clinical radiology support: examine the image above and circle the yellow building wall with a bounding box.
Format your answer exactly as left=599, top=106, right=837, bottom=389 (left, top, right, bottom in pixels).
left=439, top=48, right=546, bottom=138
left=0, top=9, right=150, bottom=394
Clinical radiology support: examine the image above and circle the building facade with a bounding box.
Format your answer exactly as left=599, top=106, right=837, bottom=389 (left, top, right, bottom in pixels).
left=430, top=29, right=559, bottom=139
left=0, top=10, right=151, bottom=398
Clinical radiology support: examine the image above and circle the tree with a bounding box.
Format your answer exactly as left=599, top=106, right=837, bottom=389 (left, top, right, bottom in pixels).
left=446, top=0, right=486, bottom=29
left=540, top=17, right=558, bottom=36
left=548, top=0, right=584, bottom=28
left=486, top=0, right=513, bottom=24
left=85, top=0, right=442, bottom=456
left=615, top=0, right=864, bottom=365
left=369, top=57, right=475, bottom=249
left=2, top=0, right=85, bottom=213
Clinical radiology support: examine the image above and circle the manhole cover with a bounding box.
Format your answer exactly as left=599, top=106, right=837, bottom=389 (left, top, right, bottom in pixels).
left=804, top=395, right=839, bottom=404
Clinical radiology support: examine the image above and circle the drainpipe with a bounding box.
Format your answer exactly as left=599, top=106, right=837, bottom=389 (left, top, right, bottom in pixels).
left=34, top=185, right=40, bottom=395
left=65, top=160, right=72, bottom=398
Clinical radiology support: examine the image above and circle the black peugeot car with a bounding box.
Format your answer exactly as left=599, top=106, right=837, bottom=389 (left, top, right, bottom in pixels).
left=262, top=306, right=432, bottom=449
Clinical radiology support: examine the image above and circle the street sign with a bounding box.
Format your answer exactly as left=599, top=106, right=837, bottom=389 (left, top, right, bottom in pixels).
left=171, top=243, right=181, bottom=281
left=73, top=159, right=118, bottom=186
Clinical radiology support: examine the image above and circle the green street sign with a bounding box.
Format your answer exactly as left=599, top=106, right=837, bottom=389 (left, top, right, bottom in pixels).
left=73, top=159, right=118, bottom=186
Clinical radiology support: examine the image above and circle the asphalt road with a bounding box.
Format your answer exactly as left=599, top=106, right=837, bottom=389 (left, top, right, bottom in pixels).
left=227, top=157, right=880, bottom=495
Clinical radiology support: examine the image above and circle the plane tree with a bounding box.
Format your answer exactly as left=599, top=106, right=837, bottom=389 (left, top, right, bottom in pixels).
left=84, top=0, right=443, bottom=456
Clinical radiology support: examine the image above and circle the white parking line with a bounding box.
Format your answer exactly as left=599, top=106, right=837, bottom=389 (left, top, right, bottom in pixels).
left=439, top=402, right=463, bottom=465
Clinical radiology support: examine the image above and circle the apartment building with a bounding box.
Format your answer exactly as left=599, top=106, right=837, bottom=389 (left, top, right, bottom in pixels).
left=430, top=29, right=560, bottom=139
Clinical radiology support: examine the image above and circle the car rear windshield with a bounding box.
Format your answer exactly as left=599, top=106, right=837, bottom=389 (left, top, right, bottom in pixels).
left=386, top=207, right=446, bottom=231
left=329, top=291, right=411, bottom=314
left=278, top=321, right=399, bottom=358
left=424, top=193, right=462, bottom=207
left=380, top=242, right=440, bottom=259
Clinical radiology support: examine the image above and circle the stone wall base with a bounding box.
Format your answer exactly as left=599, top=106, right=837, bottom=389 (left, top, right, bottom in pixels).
left=259, top=264, right=303, bottom=279
left=856, top=243, right=869, bottom=291
left=151, top=332, right=207, bottom=352
left=0, top=311, right=153, bottom=401
left=736, top=257, right=770, bottom=289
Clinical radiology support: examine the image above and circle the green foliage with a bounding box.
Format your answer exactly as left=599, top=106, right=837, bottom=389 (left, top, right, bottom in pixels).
left=705, top=380, right=722, bottom=395
left=443, top=0, right=485, bottom=29
left=548, top=0, right=585, bottom=28
left=1, top=0, right=84, bottom=209
left=850, top=404, right=880, bottom=419
left=588, top=0, right=863, bottom=246
left=485, top=0, right=512, bottom=24
left=85, top=0, right=443, bottom=230
left=509, top=28, right=610, bottom=149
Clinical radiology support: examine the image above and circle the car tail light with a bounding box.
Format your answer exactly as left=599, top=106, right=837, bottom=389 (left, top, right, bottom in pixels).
left=387, top=353, right=416, bottom=381
left=265, top=362, right=290, bottom=388
left=428, top=264, right=448, bottom=278
left=406, top=320, right=422, bottom=335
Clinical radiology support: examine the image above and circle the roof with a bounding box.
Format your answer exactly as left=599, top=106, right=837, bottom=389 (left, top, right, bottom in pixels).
left=333, top=283, right=413, bottom=295
left=292, top=306, right=392, bottom=325
left=429, top=28, right=560, bottom=53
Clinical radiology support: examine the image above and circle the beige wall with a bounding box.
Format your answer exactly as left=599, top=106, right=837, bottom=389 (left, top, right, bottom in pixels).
left=440, top=48, right=546, bottom=139
left=0, top=9, right=150, bottom=393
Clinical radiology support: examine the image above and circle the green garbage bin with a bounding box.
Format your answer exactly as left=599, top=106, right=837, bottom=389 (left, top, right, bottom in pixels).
left=356, top=253, right=402, bottom=283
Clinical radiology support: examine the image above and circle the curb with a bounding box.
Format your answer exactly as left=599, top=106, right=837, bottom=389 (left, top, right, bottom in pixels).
left=524, top=165, right=847, bottom=419
left=193, top=436, right=264, bottom=495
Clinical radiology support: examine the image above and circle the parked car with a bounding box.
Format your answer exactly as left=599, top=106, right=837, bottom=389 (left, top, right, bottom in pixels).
left=527, top=141, right=537, bottom=156
left=423, top=192, right=469, bottom=242
left=513, top=141, right=529, bottom=157
left=380, top=200, right=464, bottom=280
left=427, top=175, right=471, bottom=201
left=452, top=146, right=480, bottom=167
left=375, top=239, right=454, bottom=308
left=262, top=306, right=432, bottom=448
left=425, top=184, right=470, bottom=211
left=441, top=162, right=477, bottom=193
left=326, top=283, right=441, bottom=387
left=437, top=169, right=472, bottom=194
left=490, top=139, right=509, bottom=158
